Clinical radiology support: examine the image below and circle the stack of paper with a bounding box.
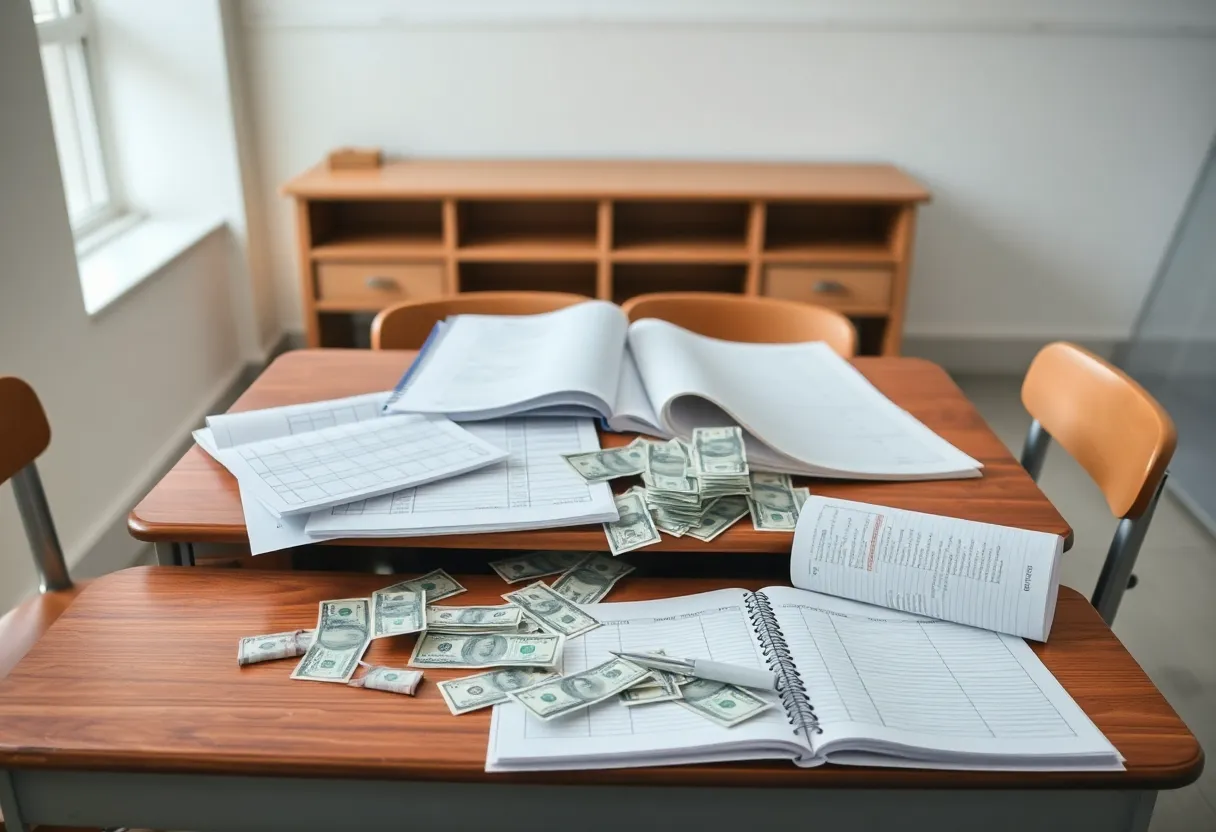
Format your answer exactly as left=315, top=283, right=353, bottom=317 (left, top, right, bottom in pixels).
left=195, top=395, right=618, bottom=554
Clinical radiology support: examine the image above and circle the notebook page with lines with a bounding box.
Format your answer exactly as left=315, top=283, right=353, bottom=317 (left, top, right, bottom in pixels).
left=763, top=587, right=1121, bottom=770
left=207, top=392, right=391, bottom=448
left=487, top=589, right=813, bottom=772
left=213, top=414, right=507, bottom=517
left=304, top=417, right=617, bottom=536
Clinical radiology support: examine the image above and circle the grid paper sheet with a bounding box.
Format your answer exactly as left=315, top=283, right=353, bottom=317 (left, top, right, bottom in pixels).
left=214, top=414, right=506, bottom=517
left=304, top=417, right=616, bottom=535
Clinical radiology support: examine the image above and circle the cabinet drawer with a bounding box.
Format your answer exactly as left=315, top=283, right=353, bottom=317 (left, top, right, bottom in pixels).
left=316, top=262, right=445, bottom=309
left=763, top=266, right=892, bottom=313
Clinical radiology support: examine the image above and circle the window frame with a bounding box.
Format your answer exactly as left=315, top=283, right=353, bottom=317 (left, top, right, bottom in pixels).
left=34, top=0, right=128, bottom=241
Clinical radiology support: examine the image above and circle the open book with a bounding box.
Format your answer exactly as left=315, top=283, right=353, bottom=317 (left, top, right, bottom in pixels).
left=791, top=496, right=1065, bottom=641
left=385, top=301, right=982, bottom=481
left=487, top=587, right=1120, bottom=773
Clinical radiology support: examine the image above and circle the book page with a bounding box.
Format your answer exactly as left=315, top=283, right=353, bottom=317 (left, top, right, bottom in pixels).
left=488, top=589, right=809, bottom=772
left=606, top=346, right=668, bottom=437
left=790, top=496, right=1063, bottom=640
left=213, top=415, right=506, bottom=517
left=762, top=587, right=1119, bottom=769
left=206, top=392, right=390, bottom=449
left=304, top=417, right=617, bottom=535
left=626, top=320, right=981, bottom=480
left=387, top=301, right=628, bottom=421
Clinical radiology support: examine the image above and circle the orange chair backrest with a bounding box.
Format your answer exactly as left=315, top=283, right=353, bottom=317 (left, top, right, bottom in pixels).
left=0, top=377, right=51, bottom=485
left=1021, top=342, right=1176, bottom=519
left=620, top=292, right=857, bottom=357
left=371, top=291, right=592, bottom=350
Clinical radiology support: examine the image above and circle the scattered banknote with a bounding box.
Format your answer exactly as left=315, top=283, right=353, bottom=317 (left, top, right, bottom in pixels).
left=508, top=657, right=652, bottom=721
left=620, top=681, right=684, bottom=706
left=678, top=679, right=775, bottom=727
left=549, top=554, right=635, bottom=604
left=290, top=598, right=371, bottom=684
left=502, top=581, right=601, bottom=638
left=685, top=495, right=750, bottom=543
left=793, top=486, right=810, bottom=511
left=488, top=551, right=591, bottom=584
left=425, top=604, right=522, bottom=632
left=237, top=629, right=313, bottom=666
left=603, top=489, right=662, bottom=555
left=438, top=668, right=560, bottom=715
left=408, top=631, right=564, bottom=669
left=562, top=438, right=648, bottom=482
left=381, top=569, right=466, bottom=603
left=370, top=588, right=425, bottom=639
left=747, top=472, right=799, bottom=532
left=349, top=664, right=423, bottom=695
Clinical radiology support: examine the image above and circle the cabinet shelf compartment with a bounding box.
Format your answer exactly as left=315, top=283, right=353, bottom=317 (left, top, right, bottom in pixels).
left=458, top=262, right=597, bottom=297
left=612, top=264, right=747, bottom=305
left=308, top=200, right=445, bottom=257
left=613, top=201, right=750, bottom=254
left=763, top=202, right=899, bottom=257
left=456, top=200, right=598, bottom=257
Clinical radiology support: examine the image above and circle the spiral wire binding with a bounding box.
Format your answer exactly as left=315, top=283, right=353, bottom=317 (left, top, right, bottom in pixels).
left=746, top=591, right=821, bottom=736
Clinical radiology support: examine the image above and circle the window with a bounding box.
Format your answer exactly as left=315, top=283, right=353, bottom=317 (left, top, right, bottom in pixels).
left=33, top=0, right=121, bottom=236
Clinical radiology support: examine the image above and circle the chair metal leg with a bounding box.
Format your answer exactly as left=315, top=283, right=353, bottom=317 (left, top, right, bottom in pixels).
left=1091, top=475, right=1167, bottom=625
left=11, top=462, right=71, bottom=593
left=1020, top=419, right=1052, bottom=482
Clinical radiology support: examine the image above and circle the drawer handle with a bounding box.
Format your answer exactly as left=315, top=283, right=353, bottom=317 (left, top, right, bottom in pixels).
left=365, top=276, right=400, bottom=291
left=812, top=280, right=848, bottom=295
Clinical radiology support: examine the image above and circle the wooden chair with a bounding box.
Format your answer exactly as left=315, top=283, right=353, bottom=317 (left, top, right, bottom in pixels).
left=371, top=291, right=591, bottom=350
left=1019, top=343, right=1177, bottom=624
left=0, top=378, right=95, bottom=832
left=620, top=292, right=858, bottom=357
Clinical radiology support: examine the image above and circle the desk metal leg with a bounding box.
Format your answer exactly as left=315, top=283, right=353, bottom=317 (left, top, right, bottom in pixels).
left=154, top=542, right=195, bottom=566
left=0, top=770, right=29, bottom=832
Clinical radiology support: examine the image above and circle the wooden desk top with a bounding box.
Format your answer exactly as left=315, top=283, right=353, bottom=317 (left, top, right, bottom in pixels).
left=282, top=159, right=931, bottom=203
left=128, top=350, right=1072, bottom=552
left=0, top=567, right=1200, bottom=789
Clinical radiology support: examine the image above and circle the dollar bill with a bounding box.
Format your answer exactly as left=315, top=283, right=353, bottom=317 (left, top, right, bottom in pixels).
left=549, top=554, right=635, bottom=604
left=690, top=426, right=748, bottom=476
left=407, top=631, right=564, bottom=669
left=603, top=490, right=662, bottom=555
left=686, top=495, right=750, bottom=542
left=370, top=588, right=425, bottom=639
left=562, top=438, right=648, bottom=482
left=349, top=665, right=423, bottom=695
left=793, top=486, right=810, bottom=511
left=488, top=551, right=591, bottom=584
left=643, top=439, right=697, bottom=493
left=290, top=598, right=371, bottom=683
left=502, top=581, right=600, bottom=638
left=651, top=506, right=692, bottom=537
left=438, top=668, right=560, bottom=715
left=620, top=681, right=684, bottom=705
left=237, top=629, right=313, bottom=666
left=379, top=569, right=466, bottom=603
left=678, top=679, right=775, bottom=727
left=747, top=472, right=799, bottom=532
left=425, top=604, right=522, bottom=632
left=508, top=657, right=652, bottom=721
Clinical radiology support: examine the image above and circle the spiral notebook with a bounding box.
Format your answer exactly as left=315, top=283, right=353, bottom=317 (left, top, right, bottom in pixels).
left=487, top=587, right=1121, bottom=772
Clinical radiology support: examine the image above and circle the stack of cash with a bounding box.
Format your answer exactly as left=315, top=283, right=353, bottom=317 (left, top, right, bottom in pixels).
left=689, top=426, right=751, bottom=498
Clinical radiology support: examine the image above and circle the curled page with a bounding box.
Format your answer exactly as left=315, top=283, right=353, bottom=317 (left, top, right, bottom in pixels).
left=789, top=496, right=1063, bottom=641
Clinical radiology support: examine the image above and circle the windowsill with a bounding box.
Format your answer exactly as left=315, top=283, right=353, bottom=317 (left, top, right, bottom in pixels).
left=77, top=215, right=225, bottom=316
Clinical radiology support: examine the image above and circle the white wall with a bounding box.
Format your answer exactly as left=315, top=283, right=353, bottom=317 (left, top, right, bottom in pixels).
left=0, top=2, right=249, bottom=611
left=239, top=2, right=1216, bottom=353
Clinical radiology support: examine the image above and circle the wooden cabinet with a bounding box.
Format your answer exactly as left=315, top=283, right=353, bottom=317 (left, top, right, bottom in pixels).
left=284, top=160, right=929, bottom=354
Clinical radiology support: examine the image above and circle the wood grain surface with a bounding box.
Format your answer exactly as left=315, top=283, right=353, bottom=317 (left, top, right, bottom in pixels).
left=128, top=350, right=1072, bottom=552
left=0, top=567, right=1200, bottom=789
left=282, top=160, right=931, bottom=202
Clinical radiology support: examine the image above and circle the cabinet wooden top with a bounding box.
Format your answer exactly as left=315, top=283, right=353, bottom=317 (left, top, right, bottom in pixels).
left=282, top=159, right=931, bottom=202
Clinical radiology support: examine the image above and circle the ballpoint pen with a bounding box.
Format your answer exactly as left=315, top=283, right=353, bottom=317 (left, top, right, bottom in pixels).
left=610, top=650, right=778, bottom=691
